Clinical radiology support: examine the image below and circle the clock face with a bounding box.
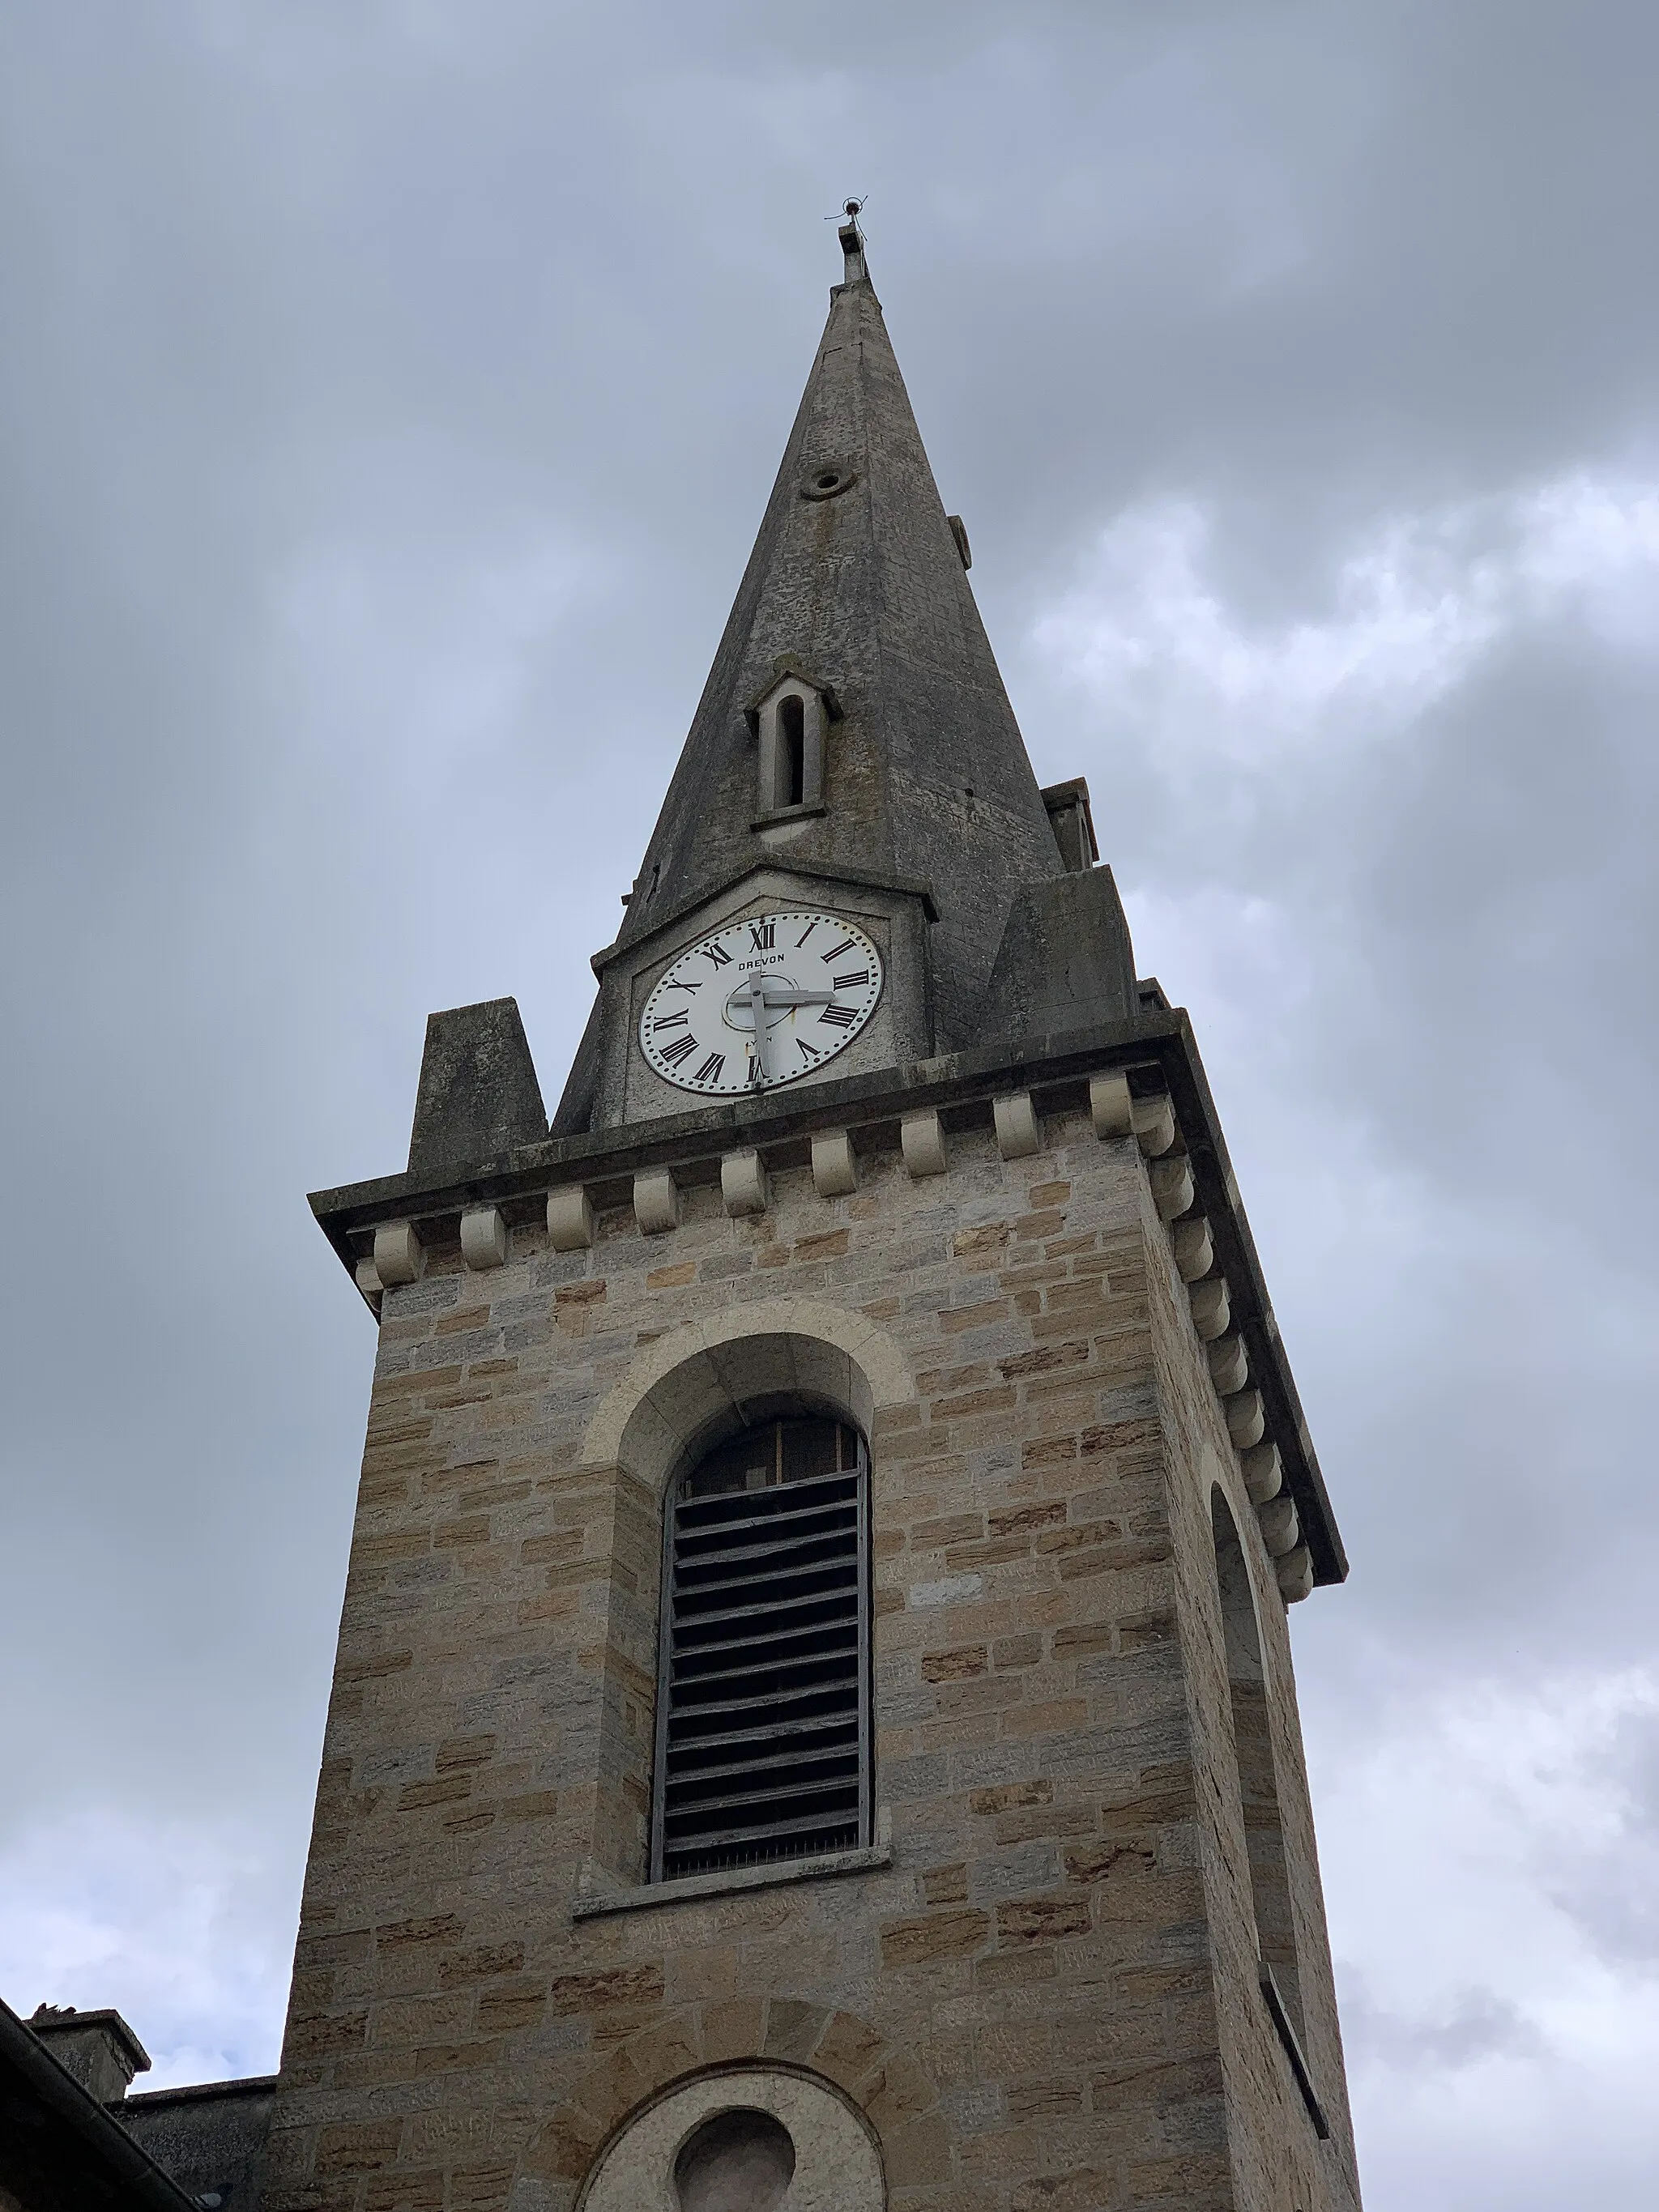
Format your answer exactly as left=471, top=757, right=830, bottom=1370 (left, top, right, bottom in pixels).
left=638, top=911, right=884, bottom=1097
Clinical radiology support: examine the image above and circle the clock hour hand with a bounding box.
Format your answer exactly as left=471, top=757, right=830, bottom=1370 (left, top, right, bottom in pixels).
left=736, top=978, right=838, bottom=1087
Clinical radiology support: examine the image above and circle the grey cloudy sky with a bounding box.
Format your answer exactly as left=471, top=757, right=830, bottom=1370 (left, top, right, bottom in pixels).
left=2, top=3, right=1657, bottom=2204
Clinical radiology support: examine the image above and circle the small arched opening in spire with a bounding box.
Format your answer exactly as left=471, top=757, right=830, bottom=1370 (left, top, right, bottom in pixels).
left=751, top=671, right=837, bottom=820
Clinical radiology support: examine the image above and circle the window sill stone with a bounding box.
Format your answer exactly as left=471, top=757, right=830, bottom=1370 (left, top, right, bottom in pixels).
left=572, top=1840, right=893, bottom=1920
left=749, top=802, right=826, bottom=830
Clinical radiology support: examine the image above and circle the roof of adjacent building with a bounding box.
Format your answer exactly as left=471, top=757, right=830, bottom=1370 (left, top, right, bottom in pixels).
left=0, top=1997, right=199, bottom=2212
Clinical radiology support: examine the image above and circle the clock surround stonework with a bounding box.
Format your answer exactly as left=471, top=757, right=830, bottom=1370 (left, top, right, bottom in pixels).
left=270, top=222, right=1362, bottom=2212
left=599, top=870, right=936, bottom=1131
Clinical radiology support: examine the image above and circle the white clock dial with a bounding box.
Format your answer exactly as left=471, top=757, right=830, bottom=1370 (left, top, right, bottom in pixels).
left=638, top=911, right=884, bottom=1096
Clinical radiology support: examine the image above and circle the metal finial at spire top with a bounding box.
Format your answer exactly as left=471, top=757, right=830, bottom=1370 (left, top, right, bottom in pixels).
left=830, top=195, right=868, bottom=280
left=826, top=194, right=868, bottom=239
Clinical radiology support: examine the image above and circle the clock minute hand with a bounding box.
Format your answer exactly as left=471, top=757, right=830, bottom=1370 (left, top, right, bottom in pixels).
left=756, top=982, right=833, bottom=1005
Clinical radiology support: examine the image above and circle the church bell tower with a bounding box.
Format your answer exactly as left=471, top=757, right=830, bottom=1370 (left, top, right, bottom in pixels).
left=270, top=218, right=1363, bottom=2212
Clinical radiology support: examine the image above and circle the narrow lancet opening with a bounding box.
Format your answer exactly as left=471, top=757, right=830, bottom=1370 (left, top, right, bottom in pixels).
left=778, top=693, right=807, bottom=807
left=1212, top=1487, right=1304, bottom=2037
left=754, top=680, right=825, bottom=817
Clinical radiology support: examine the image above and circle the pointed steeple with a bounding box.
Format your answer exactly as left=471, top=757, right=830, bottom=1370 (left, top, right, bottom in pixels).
left=612, top=219, right=1068, bottom=1047
left=552, top=222, right=1139, bottom=1134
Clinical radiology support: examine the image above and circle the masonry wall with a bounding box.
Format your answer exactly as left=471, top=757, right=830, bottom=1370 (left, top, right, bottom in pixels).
left=264, top=1105, right=1359, bottom=2212
left=1144, top=1208, right=1360, bottom=2210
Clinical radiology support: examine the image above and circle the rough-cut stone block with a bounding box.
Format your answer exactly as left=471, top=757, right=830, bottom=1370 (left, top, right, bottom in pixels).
left=880, top=1910, right=988, bottom=1966
left=721, top=1149, right=770, bottom=1217
left=373, top=1221, right=424, bottom=1287
left=459, top=1206, right=508, bottom=1271
left=633, top=1169, right=680, bottom=1235
left=901, top=1111, right=948, bottom=1178
left=811, top=1130, right=858, bottom=1196
left=993, top=1092, right=1041, bottom=1161
left=547, top=1185, right=595, bottom=1251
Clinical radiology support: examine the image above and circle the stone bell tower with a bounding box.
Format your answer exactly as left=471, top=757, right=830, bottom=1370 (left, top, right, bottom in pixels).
left=267, top=217, right=1362, bottom=2212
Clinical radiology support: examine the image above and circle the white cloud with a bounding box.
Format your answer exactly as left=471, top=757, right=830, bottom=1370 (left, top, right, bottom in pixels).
left=1033, top=472, right=1659, bottom=766
left=1319, top=1669, right=1659, bottom=2209
left=0, top=1811, right=296, bottom=2088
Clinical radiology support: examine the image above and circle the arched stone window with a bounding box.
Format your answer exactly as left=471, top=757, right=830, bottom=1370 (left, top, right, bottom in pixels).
left=753, top=676, right=828, bottom=816
left=579, top=2066, right=886, bottom=2211
left=1211, top=1486, right=1303, bottom=2035
left=651, top=1411, right=871, bottom=1881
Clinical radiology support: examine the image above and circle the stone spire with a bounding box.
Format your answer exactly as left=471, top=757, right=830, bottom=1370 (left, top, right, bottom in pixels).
left=610, top=216, right=1070, bottom=1052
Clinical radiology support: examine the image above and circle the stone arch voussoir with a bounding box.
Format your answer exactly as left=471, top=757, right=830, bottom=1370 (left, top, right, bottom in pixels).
left=578, top=1298, right=914, bottom=1499
left=528, top=1997, right=947, bottom=2206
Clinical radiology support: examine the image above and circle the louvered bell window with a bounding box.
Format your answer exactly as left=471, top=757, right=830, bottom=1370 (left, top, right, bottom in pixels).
left=651, top=1415, right=871, bottom=1881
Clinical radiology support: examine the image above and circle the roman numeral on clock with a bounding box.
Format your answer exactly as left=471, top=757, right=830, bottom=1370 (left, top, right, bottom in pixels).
left=831, top=970, right=868, bottom=991
left=818, top=1004, right=858, bottom=1029
left=658, top=1034, right=697, bottom=1066
left=693, top=1053, right=725, bottom=1084
left=652, top=1010, right=690, bottom=1034
left=824, top=937, right=860, bottom=965
left=702, top=941, right=733, bottom=968
left=748, top=921, right=774, bottom=951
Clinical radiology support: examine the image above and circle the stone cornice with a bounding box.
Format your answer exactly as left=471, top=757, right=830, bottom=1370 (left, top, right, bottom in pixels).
left=309, top=1009, right=1347, bottom=1590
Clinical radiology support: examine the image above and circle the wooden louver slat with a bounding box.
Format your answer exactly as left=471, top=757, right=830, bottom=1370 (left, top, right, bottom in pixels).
left=652, top=1423, right=870, bottom=1881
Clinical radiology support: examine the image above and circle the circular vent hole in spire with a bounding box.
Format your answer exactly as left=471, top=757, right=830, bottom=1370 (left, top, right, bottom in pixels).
left=801, top=461, right=856, bottom=501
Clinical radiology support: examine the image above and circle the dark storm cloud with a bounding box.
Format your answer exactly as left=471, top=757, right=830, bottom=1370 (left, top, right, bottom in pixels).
left=2, top=3, right=1657, bottom=2203
left=1343, top=1983, right=1546, bottom=2074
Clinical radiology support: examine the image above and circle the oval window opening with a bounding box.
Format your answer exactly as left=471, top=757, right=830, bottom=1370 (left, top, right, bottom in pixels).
left=673, top=2108, right=795, bottom=2212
